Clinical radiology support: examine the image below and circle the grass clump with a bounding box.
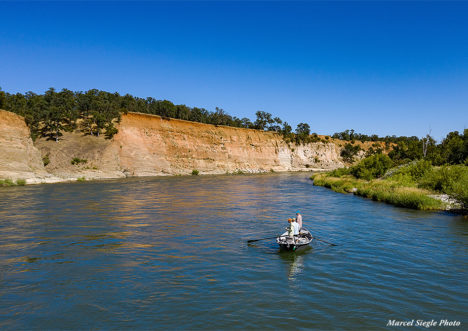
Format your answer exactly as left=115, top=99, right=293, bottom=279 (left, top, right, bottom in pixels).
left=191, top=169, right=199, bottom=176
left=0, top=178, right=26, bottom=187
left=0, top=179, right=15, bottom=187
left=76, top=177, right=86, bottom=182
left=16, top=179, right=26, bottom=186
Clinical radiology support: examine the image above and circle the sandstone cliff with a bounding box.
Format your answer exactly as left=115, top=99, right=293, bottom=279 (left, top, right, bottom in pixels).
left=0, top=110, right=347, bottom=184
left=0, top=110, right=60, bottom=183
left=114, top=113, right=344, bottom=176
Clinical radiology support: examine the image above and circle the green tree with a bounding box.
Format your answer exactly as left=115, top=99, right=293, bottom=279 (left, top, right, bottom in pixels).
left=341, top=143, right=361, bottom=163
left=254, top=111, right=274, bottom=130
left=441, top=131, right=466, bottom=164
left=0, top=87, right=5, bottom=109
left=295, top=123, right=310, bottom=136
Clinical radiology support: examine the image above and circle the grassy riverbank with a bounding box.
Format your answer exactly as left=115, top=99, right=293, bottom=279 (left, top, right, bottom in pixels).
left=311, top=156, right=468, bottom=212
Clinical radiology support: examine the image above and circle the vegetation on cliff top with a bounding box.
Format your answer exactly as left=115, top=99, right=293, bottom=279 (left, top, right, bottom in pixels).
left=311, top=155, right=468, bottom=211
left=0, top=87, right=316, bottom=144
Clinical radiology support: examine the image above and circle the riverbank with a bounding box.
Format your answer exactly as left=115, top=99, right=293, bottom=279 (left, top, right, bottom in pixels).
left=311, top=173, right=445, bottom=210
left=310, top=159, right=467, bottom=213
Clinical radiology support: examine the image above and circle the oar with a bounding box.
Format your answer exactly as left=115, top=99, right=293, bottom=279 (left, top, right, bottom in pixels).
left=313, top=236, right=338, bottom=246
left=247, top=236, right=278, bottom=243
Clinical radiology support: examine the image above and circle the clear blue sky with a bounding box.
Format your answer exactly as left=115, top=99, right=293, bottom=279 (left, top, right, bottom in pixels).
left=1, top=1, right=467, bottom=140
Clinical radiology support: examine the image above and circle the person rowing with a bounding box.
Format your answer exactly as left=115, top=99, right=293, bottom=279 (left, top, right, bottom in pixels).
left=296, top=211, right=303, bottom=231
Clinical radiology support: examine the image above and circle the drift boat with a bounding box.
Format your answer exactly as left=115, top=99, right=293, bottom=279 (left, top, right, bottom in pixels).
left=276, top=229, right=313, bottom=251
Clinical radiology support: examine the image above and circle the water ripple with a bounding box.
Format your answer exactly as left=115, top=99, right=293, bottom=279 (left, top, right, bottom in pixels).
left=0, top=173, right=466, bottom=329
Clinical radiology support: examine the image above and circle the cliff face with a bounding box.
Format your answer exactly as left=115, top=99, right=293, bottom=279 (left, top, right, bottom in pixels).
left=0, top=110, right=345, bottom=184
left=114, top=113, right=344, bottom=176
left=0, top=110, right=55, bottom=183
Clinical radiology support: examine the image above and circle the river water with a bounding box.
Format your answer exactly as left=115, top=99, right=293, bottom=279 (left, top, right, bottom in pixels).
left=0, top=173, right=466, bottom=330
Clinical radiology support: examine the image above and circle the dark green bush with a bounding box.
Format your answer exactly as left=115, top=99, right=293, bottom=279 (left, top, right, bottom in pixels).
left=42, top=154, right=50, bottom=166
left=351, top=154, right=393, bottom=180
left=340, top=143, right=361, bottom=163
left=71, top=157, right=87, bottom=165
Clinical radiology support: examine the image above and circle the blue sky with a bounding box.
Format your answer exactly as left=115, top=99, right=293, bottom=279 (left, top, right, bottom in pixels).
left=1, top=1, right=467, bottom=140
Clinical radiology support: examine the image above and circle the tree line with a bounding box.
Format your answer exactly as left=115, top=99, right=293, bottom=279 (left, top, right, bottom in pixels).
left=333, top=129, right=468, bottom=166
left=0, top=87, right=466, bottom=166
left=0, top=87, right=314, bottom=143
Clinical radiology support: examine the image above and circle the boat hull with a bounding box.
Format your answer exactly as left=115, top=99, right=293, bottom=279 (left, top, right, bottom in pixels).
left=276, top=229, right=313, bottom=251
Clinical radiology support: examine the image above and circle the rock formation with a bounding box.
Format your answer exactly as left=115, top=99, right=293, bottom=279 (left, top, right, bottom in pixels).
left=0, top=110, right=346, bottom=184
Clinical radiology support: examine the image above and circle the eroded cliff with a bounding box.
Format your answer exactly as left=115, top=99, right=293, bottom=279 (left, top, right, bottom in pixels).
left=0, top=110, right=347, bottom=184
left=0, top=110, right=60, bottom=183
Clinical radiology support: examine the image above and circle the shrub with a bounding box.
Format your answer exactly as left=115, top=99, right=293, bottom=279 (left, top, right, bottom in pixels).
left=71, top=157, right=87, bottom=165
left=77, top=177, right=86, bottom=182
left=419, top=165, right=468, bottom=207
left=396, top=159, right=432, bottom=180
left=351, top=154, right=393, bottom=180
left=191, top=169, right=199, bottom=176
left=42, top=154, right=50, bottom=166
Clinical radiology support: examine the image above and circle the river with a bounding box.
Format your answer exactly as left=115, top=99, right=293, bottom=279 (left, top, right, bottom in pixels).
left=0, top=173, right=466, bottom=329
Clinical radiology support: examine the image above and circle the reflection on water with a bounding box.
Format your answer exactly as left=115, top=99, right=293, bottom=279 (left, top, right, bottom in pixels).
left=279, top=250, right=308, bottom=282
left=0, top=173, right=467, bottom=330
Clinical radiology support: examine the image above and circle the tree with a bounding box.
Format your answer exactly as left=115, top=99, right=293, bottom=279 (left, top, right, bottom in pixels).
left=189, top=107, right=209, bottom=123
left=268, top=117, right=283, bottom=132
left=0, top=87, right=5, bottom=109
left=295, top=123, right=310, bottom=136
left=176, top=105, right=191, bottom=121
left=341, top=143, right=361, bottom=163
left=281, top=122, right=292, bottom=135
left=254, top=111, right=274, bottom=130
left=441, top=131, right=467, bottom=164
left=240, top=117, right=253, bottom=128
